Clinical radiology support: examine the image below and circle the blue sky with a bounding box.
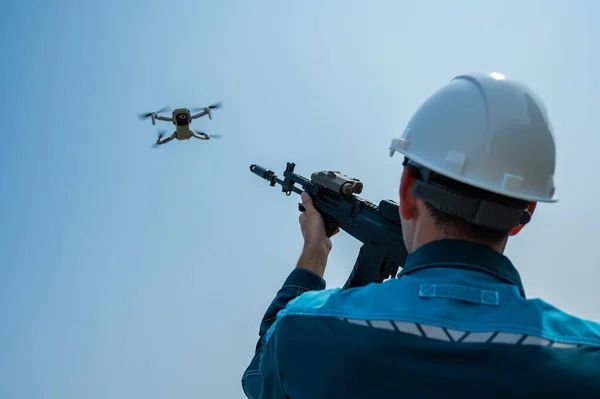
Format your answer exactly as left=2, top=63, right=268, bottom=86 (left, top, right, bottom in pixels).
left=0, top=1, right=598, bottom=398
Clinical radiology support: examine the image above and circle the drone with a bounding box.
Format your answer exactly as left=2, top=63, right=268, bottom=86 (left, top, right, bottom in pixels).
left=137, top=103, right=223, bottom=147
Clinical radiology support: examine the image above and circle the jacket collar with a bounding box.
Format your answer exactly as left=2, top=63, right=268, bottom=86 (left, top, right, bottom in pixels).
left=398, top=239, right=526, bottom=297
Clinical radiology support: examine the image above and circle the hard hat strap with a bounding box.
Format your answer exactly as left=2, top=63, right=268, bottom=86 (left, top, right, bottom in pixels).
left=411, top=180, right=529, bottom=230
left=403, top=157, right=531, bottom=230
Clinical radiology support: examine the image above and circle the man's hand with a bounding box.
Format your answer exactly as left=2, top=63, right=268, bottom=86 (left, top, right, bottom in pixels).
left=296, top=192, right=340, bottom=277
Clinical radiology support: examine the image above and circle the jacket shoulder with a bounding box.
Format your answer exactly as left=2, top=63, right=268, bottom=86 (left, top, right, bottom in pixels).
left=526, top=297, right=600, bottom=345
left=282, top=287, right=343, bottom=314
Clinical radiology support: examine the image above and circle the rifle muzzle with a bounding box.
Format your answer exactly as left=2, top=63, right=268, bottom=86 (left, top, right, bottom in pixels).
left=249, top=164, right=275, bottom=181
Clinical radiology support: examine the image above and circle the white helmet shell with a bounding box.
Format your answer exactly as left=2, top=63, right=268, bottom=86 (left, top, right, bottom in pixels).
left=389, top=72, right=558, bottom=203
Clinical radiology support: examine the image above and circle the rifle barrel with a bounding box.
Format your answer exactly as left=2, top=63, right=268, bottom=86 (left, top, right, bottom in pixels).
left=249, top=164, right=304, bottom=195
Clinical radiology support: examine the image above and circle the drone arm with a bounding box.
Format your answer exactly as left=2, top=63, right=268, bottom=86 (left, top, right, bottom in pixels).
left=157, top=132, right=176, bottom=145
left=155, top=115, right=172, bottom=122
left=191, top=109, right=209, bottom=120
left=191, top=131, right=209, bottom=140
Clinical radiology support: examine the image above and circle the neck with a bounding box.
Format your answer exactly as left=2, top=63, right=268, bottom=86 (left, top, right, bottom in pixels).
left=408, top=220, right=507, bottom=254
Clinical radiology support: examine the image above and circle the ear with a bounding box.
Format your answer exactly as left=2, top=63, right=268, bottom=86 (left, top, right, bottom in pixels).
left=399, top=167, right=418, bottom=221
left=508, top=201, right=537, bottom=236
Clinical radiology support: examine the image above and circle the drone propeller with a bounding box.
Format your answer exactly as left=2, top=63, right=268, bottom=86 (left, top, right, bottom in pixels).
left=138, top=106, right=170, bottom=120
left=191, top=102, right=222, bottom=112
left=152, top=130, right=167, bottom=148
left=195, top=131, right=222, bottom=140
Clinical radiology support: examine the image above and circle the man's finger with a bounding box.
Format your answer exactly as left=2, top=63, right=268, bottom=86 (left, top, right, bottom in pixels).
left=300, top=192, right=315, bottom=212
left=299, top=210, right=308, bottom=222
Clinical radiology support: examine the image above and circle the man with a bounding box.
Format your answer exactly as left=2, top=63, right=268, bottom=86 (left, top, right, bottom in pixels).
left=241, top=73, right=600, bottom=398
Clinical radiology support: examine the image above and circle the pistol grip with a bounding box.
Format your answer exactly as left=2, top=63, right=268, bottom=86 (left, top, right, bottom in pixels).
left=298, top=203, right=339, bottom=237
left=323, top=221, right=339, bottom=237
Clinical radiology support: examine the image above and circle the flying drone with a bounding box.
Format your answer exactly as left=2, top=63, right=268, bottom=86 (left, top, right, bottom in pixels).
left=137, top=103, right=223, bottom=147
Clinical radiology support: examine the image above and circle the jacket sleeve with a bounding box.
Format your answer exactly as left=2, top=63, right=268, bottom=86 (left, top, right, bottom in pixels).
left=241, top=268, right=326, bottom=398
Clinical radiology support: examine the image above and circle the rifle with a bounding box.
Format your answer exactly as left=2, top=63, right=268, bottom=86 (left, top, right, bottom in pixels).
left=249, top=161, right=409, bottom=289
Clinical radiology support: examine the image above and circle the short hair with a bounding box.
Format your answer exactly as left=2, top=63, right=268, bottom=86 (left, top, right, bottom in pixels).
left=405, top=163, right=529, bottom=244
left=424, top=202, right=510, bottom=243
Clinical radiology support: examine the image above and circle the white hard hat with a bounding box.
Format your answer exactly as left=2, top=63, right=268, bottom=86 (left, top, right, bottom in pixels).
left=389, top=72, right=558, bottom=203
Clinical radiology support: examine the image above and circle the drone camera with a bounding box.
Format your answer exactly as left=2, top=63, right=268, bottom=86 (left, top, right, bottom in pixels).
left=175, top=113, right=190, bottom=126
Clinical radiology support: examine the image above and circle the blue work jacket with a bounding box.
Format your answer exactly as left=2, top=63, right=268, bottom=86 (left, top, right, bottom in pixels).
left=242, top=239, right=600, bottom=398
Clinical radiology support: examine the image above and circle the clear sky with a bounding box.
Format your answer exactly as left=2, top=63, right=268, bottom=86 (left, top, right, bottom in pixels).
left=1, top=1, right=598, bottom=398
